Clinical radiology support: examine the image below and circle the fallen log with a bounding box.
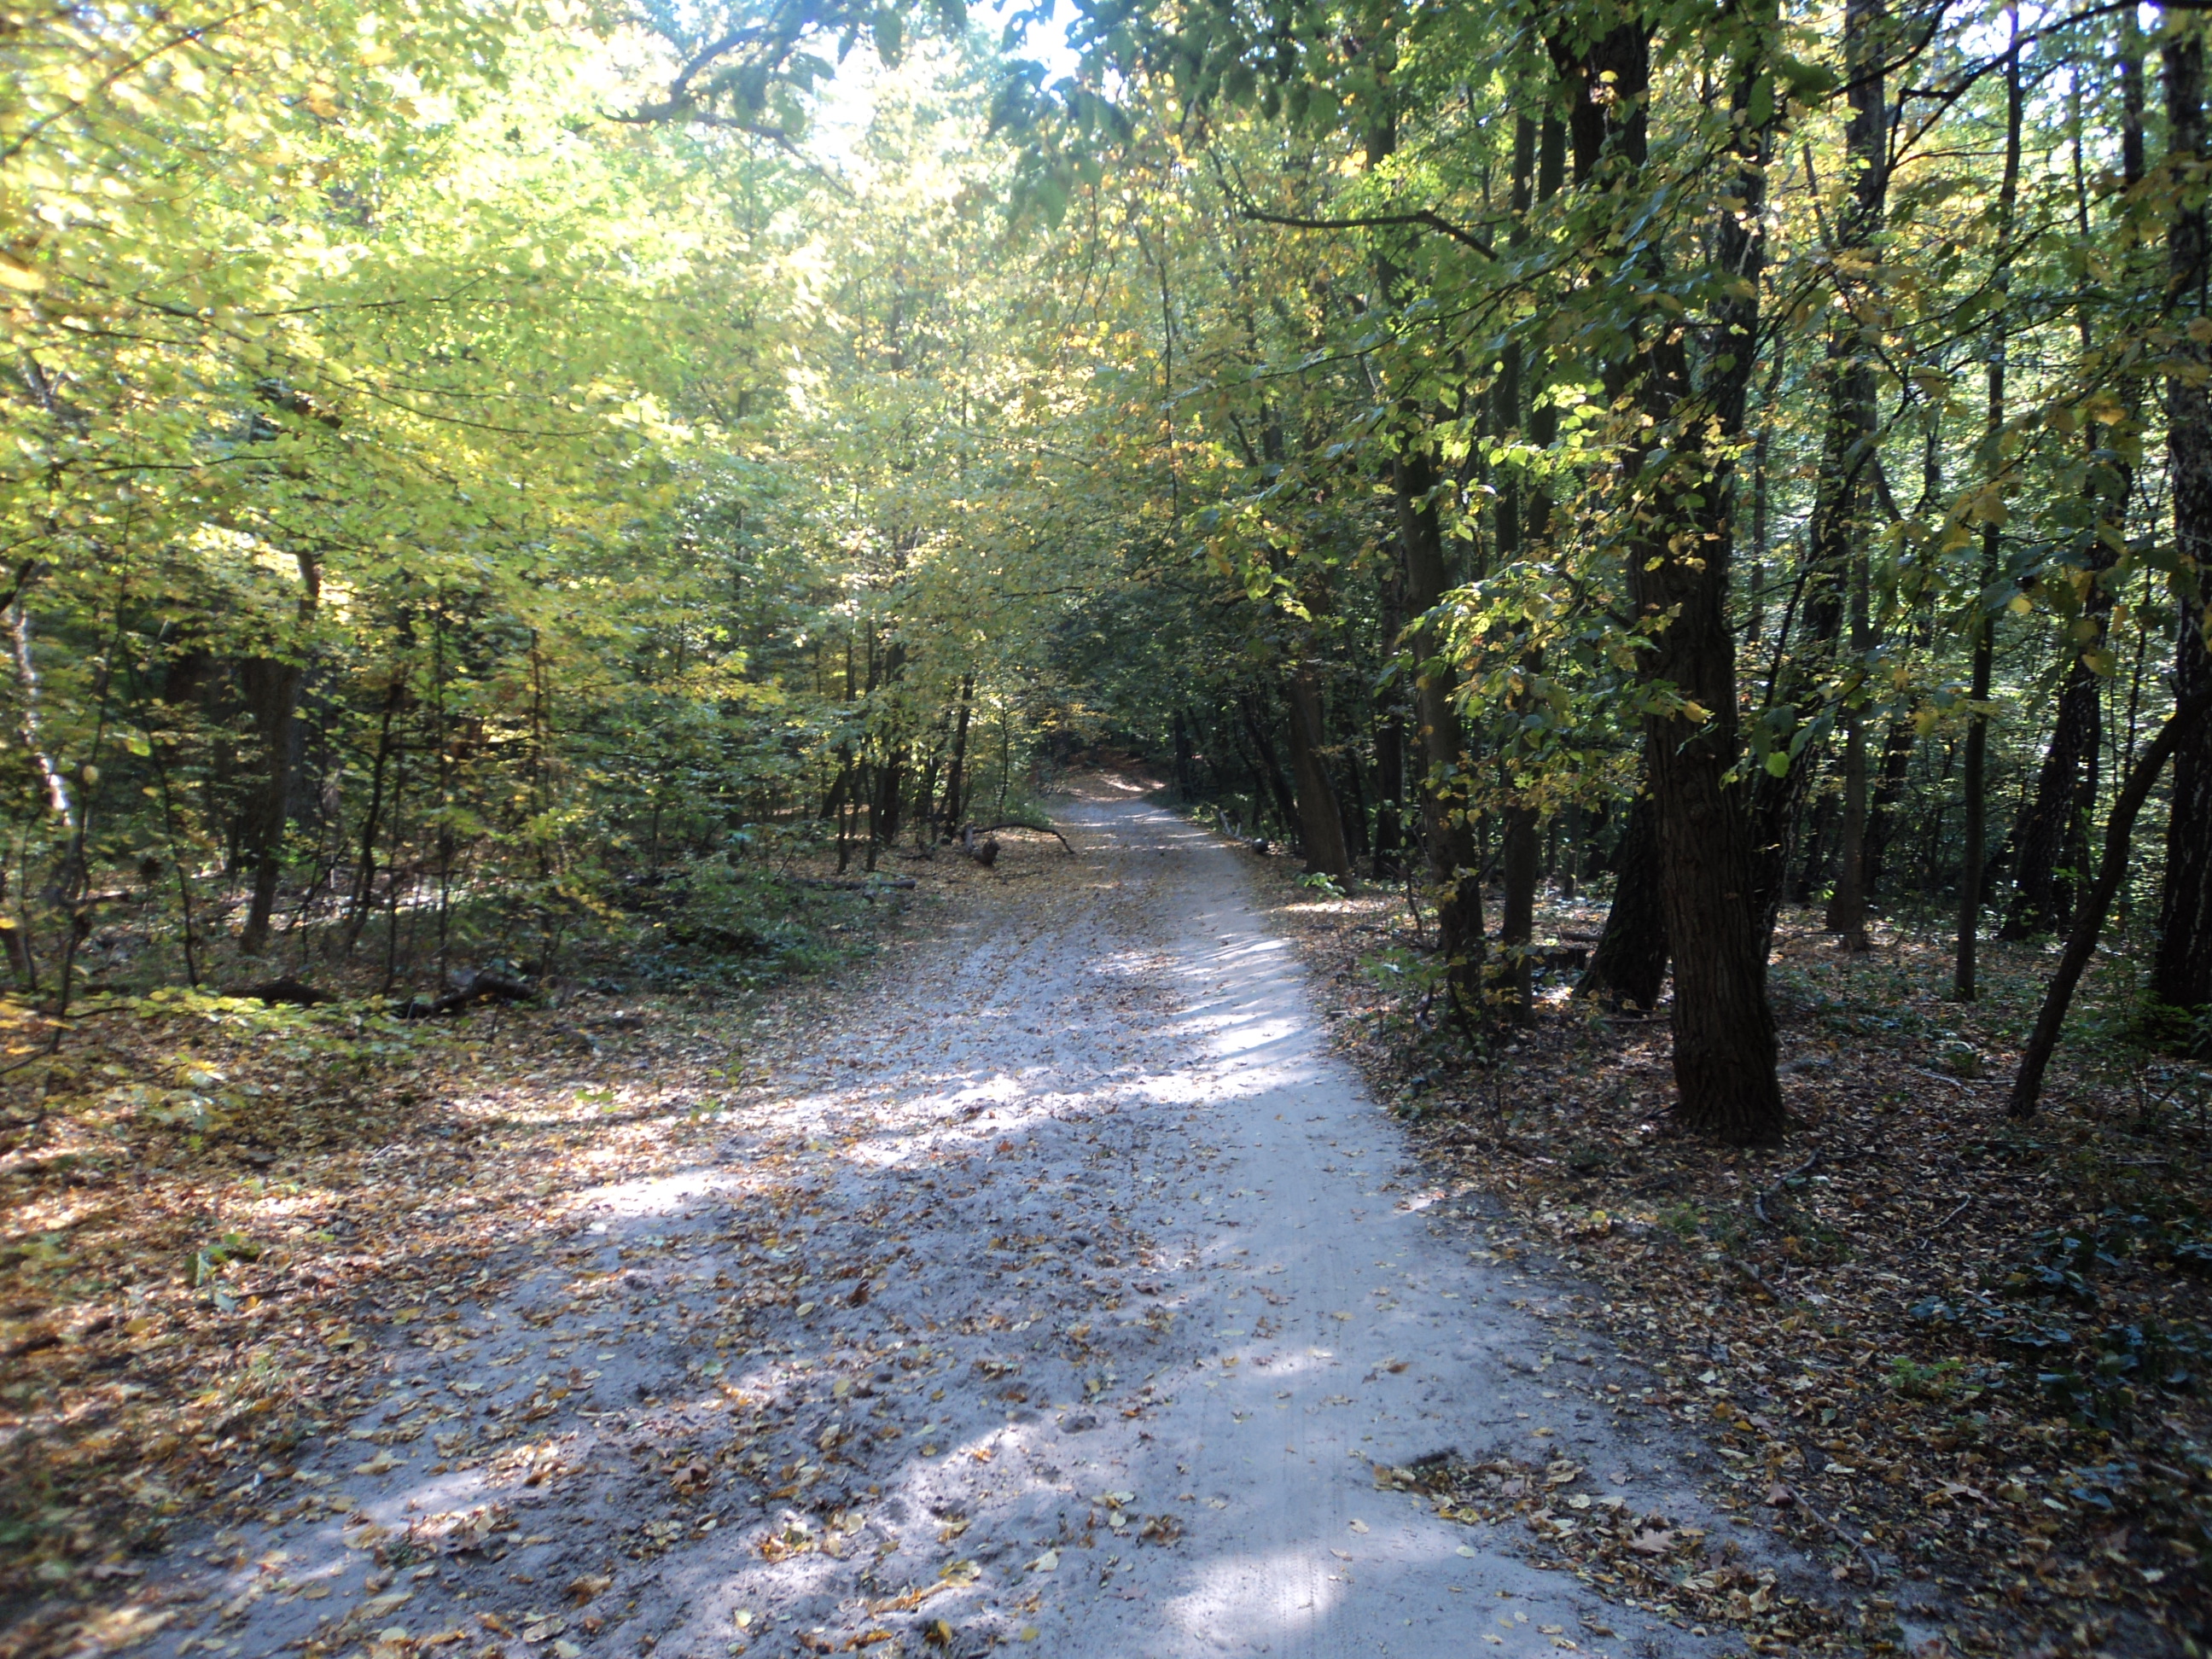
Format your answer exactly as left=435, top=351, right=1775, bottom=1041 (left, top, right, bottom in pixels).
left=393, top=969, right=538, bottom=1020
left=963, top=820, right=1074, bottom=854
left=241, top=977, right=337, bottom=1008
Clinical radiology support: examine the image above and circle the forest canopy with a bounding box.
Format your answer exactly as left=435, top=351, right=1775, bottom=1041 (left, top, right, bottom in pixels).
left=3, top=0, right=2209, bottom=1147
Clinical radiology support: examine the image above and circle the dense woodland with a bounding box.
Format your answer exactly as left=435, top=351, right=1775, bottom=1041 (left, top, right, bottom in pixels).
left=7, top=0, right=2212, bottom=1124
left=8, top=0, right=2212, bottom=1645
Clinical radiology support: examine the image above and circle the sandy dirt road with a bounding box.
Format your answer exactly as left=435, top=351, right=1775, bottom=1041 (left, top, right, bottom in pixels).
left=141, top=788, right=1758, bottom=1659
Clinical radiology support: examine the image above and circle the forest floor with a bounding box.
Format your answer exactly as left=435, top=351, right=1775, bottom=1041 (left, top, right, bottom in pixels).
left=2, top=775, right=2203, bottom=1659
left=8, top=776, right=1870, bottom=1659
left=1255, top=814, right=2212, bottom=1659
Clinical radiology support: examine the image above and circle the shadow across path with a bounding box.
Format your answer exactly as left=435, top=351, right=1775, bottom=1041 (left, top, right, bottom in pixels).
left=137, top=792, right=1756, bottom=1659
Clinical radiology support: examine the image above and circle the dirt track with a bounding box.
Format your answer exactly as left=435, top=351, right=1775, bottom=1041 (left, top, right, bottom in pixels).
left=137, top=784, right=1767, bottom=1659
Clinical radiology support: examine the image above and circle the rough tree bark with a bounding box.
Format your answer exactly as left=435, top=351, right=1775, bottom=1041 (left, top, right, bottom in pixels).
left=2157, top=23, right=2212, bottom=1028
left=1549, top=16, right=1783, bottom=1140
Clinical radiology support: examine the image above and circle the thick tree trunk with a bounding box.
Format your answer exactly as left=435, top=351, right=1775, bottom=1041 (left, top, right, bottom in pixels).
left=2157, top=26, right=2212, bottom=1026
left=1284, top=662, right=1353, bottom=878
left=236, top=656, right=305, bottom=957
left=1551, top=20, right=1782, bottom=1140
left=1337, top=752, right=1371, bottom=862
left=236, top=551, right=320, bottom=957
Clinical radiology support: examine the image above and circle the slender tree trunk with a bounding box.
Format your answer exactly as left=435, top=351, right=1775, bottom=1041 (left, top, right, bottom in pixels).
left=238, top=550, right=320, bottom=956
left=341, top=671, right=405, bottom=953
left=2006, top=64, right=2137, bottom=941
left=945, top=676, right=974, bottom=831
left=1579, top=787, right=1670, bottom=1010
left=1493, top=112, right=1546, bottom=1020
left=1956, top=10, right=2021, bottom=1001
left=1862, top=715, right=1917, bottom=898
left=2004, top=661, right=2104, bottom=938
left=1826, top=608, right=1872, bottom=946
left=2157, top=23, right=2212, bottom=1027
left=1818, top=0, right=1889, bottom=952
left=1365, top=84, right=1486, bottom=1009
left=1239, top=695, right=1300, bottom=841
left=1499, top=801, right=1540, bottom=1018
left=1372, top=559, right=1408, bottom=878
left=1284, top=662, right=1352, bottom=878
left=5, top=564, right=71, bottom=827
left=2011, top=690, right=2212, bottom=1116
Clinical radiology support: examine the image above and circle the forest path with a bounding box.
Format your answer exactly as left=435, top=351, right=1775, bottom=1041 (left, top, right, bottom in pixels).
left=143, top=786, right=1742, bottom=1659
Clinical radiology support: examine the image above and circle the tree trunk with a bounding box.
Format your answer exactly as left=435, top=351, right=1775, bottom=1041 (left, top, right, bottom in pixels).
left=1956, top=9, right=2021, bottom=1001
left=945, top=674, right=974, bottom=830
left=1372, top=562, right=1407, bottom=879
left=1284, top=661, right=1353, bottom=878
left=1862, top=714, right=1917, bottom=898
left=2157, top=25, right=2212, bottom=1027
left=1551, top=20, right=1783, bottom=1141
left=1395, top=448, right=1487, bottom=1004
left=1795, top=787, right=1836, bottom=907
left=1578, top=787, right=1668, bottom=1010
left=237, top=550, right=320, bottom=957
left=1818, top=0, right=1888, bottom=952
left=341, top=671, right=405, bottom=953
left=1364, top=92, right=1485, bottom=1005
left=2011, top=689, right=2212, bottom=1116
left=2003, top=661, right=2104, bottom=938
left=1239, top=694, right=1300, bottom=841
left=1498, top=803, right=1540, bottom=1019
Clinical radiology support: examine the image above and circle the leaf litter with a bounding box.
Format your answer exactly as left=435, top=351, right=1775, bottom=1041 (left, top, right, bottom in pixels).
left=0, top=826, right=1212, bottom=1659
left=1257, top=844, right=2212, bottom=1658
